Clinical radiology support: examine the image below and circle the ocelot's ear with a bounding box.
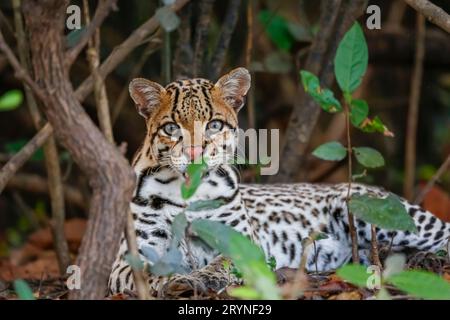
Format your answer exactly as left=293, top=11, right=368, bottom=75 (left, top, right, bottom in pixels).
left=129, top=78, right=165, bottom=118
left=215, top=67, right=251, bottom=112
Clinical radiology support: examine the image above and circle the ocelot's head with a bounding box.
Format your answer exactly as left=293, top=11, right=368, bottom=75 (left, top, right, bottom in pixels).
left=129, top=68, right=250, bottom=174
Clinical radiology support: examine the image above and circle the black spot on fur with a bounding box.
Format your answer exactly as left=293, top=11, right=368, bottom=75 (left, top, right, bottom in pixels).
left=151, top=229, right=168, bottom=239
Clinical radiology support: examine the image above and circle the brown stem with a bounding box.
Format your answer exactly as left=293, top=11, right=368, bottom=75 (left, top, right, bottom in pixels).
left=245, top=0, right=255, bottom=130
left=208, top=0, right=242, bottom=79
left=344, top=102, right=359, bottom=264
left=414, top=154, right=450, bottom=204
left=371, top=225, right=382, bottom=269
left=66, top=0, right=118, bottom=67
left=75, top=0, right=191, bottom=102
left=83, top=0, right=114, bottom=144
left=404, top=13, right=426, bottom=201
left=13, top=0, right=70, bottom=274
left=403, top=0, right=450, bottom=33
left=0, top=124, right=53, bottom=193
left=125, top=210, right=151, bottom=300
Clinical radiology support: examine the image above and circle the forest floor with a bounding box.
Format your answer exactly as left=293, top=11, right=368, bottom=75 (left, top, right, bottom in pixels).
left=0, top=217, right=449, bottom=300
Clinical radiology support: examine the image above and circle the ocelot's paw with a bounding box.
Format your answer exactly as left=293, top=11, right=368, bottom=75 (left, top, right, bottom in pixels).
left=161, top=272, right=229, bottom=297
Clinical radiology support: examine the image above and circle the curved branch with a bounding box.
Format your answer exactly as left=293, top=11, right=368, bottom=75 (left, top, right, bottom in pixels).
left=75, top=0, right=190, bottom=102
left=0, top=124, right=53, bottom=193
left=403, top=0, right=450, bottom=33
left=65, top=0, right=118, bottom=67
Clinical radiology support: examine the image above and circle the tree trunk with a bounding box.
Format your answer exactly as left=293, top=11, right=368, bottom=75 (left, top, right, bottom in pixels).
left=23, top=0, right=135, bottom=299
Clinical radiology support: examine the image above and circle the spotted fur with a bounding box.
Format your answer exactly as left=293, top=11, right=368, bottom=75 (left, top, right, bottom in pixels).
left=108, top=68, right=450, bottom=296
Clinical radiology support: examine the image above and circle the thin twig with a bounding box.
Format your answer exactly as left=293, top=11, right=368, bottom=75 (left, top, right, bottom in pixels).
left=66, top=0, right=118, bottom=67
left=0, top=29, right=47, bottom=102
left=414, top=154, right=450, bottom=204
left=404, top=13, right=426, bottom=201
left=83, top=0, right=114, bottom=144
left=403, top=0, right=450, bottom=33
left=344, top=102, right=359, bottom=263
left=245, top=0, right=255, bottom=130
left=75, top=0, right=191, bottom=102
left=125, top=209, right=151, bottom=300
left=371, top=225, right=382, bottom=269
left=0, top=124, right=53, bottom=193
left=13, top=0, right=70, bottom=274
left=112, top=40, right=161, bottom=124
left=208, top=0, right=242, bottom=79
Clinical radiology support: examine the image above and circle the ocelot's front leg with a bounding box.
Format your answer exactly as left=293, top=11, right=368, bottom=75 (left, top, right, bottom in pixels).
left=159, top=255, right=237, bottom=297
left=109, top=251, right=235, bottom=297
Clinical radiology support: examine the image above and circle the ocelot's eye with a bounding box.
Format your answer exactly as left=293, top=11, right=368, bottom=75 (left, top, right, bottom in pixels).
left=206, top=120, right=224, bottom=133
left=163, top=123, right=180, bottom=136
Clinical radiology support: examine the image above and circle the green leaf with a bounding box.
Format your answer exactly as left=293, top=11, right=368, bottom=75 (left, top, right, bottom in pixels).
left=125, top=253, right=145, bottom=271
left=0, top=90, right=24, bottom=111
left=300, top=70, right=342, bottom=113
left=228, top=286, right=261, bottom=299
left=360, top=116, right=394, bottom=137
left=258, top=10, right=294, bottom=51
left=171, top=212, right=188, bottom=243
left=191, top=219, right=280, bottom=299
left=350, top=99, right=369, bottom=127
left=353, top=147, right=385, bottom=168
left=349, top=194, right=417, bottom=232
left=13, top=279, right=35, bottom=300
left=186, top=199, right=226, bottom=212
left=387, top=270, right=450, bottom=300
left=336, top=264, right=371, bottom=288
left=334, top=22, right=368, bottom=93
left=312, top=141, right=347, bottom=161
left=181, top=158, right=208, bottom=199
left=155, top=6, right=180, bottom=32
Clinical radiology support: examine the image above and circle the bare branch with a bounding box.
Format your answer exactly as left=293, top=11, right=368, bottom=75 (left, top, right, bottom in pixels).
left=0, top=27, right=47, bottom=102
left=403, top=0, right=450, bottom=33
left=0, top=124, right=53, bottom=194
left=83, top=0, right=114, bottom=144
left=414, top=154, right=450, bottom=204
left=208, top=0, right=242, bottom=80
left=404, top=13, right=426, bottom=201
left=66, top=0, right=118, bottom=67
left=75, top=0, right=191, bottom=102
left=125, top=209, right=151, bottom=300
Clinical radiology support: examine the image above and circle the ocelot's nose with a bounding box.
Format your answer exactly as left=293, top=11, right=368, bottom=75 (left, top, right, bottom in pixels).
left=183, top=146, right=203, bottom=161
